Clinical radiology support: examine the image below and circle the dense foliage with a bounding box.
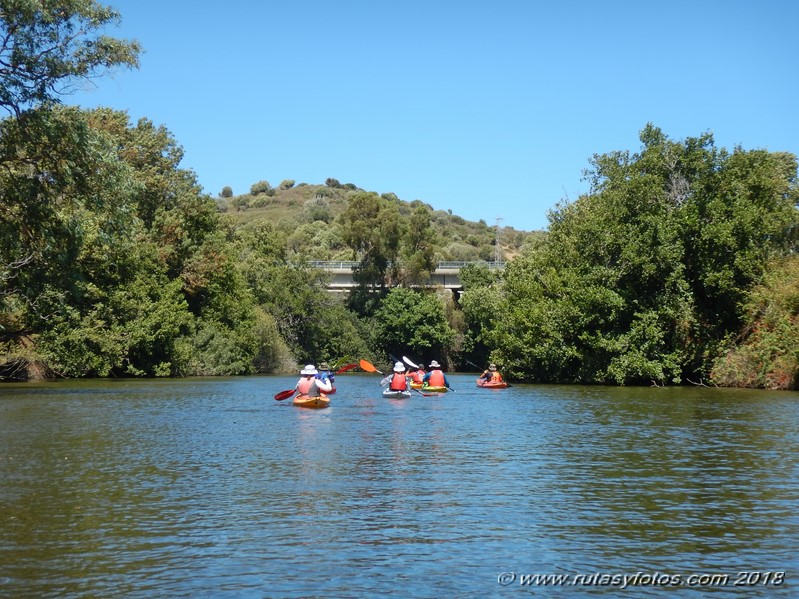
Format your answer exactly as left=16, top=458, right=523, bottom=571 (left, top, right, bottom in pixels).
left=478, top=126, right=799, bottom=385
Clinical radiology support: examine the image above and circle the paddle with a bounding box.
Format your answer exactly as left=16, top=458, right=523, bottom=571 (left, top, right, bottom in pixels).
left=334, top=363, right=358, bottom=374
left=274, top=389, right=295, bottom=401
left=359, top=359, right=383, bottom=375
left=402, top=356, right=419, bottom=369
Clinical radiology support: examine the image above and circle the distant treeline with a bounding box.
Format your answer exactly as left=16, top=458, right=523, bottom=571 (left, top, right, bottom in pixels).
left=2, top=3, right=798, bottom=387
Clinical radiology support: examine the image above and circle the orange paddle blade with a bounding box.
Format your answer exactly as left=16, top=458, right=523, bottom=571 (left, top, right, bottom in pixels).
left=359, top=359, right=381, bottom=374
left=274, top=389, right=295, bottom=401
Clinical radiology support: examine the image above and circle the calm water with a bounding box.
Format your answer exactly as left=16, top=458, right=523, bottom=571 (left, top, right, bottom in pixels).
left=1, top=374, right=797, bottom=598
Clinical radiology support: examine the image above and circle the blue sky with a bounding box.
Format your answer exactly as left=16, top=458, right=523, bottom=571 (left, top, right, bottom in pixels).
left=70, top=1, right=799, bottom=232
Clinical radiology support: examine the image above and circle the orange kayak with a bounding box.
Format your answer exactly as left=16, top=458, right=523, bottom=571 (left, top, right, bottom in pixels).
left=476, top=379, right=508, bottom=389
left=293, top=394, right=330, bottom=409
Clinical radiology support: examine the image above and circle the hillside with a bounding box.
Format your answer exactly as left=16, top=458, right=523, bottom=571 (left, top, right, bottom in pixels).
left=215, top=179, right=543, bottom=262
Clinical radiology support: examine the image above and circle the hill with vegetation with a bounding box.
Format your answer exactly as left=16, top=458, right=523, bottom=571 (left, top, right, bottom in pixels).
left=215, top=178, right=541, bottom=263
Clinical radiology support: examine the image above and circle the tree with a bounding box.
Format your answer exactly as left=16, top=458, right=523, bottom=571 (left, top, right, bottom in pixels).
left=250, top=180, right=272, bottom=195
left=492, top=125, right=799, bottom=384
left=0, top=0, right=141, bottom=117
left=339, top=191, right=404, bottom=295
left=460, top=285, right=503, bottom=369
left=220, top=186, right=233, bottom=198
left=711, top=255, right=799, bottom=389
left=402, top=204, right=437, bottom=285
left=371, top=288, right=454, bottom=361
left=303, top=197, right=332, bottom=223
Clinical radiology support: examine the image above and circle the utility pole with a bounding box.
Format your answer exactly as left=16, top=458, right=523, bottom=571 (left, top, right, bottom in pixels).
left=494, top=217, right=503, bottom=263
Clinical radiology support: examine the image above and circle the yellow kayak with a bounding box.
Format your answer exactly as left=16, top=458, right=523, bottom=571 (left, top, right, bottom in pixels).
left=293, top=394, right=330, bottom=409
left=422, top=385, right=447, bottom=393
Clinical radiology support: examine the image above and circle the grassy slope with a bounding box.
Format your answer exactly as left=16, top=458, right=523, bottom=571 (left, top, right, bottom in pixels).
left=217, top=182, right=544, bottom=261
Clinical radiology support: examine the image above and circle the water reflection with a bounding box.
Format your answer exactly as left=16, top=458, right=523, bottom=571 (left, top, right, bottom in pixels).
left=1, top=377, right=797, bottom=597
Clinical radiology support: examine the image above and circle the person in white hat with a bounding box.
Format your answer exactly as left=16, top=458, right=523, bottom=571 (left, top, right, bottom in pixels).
left=295, top=364, right=332, bottom=397
left=381, top=361, right=410, bottom=391
left=422, top=360, right=450, bottom=389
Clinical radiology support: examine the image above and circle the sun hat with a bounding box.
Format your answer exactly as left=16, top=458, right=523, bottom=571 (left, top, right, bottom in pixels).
left=489, top=363, right=497, bottom=371
left=428, top=360, right=441, bottom=368
left=393, top=361, right=406, bottom=372
left=319, top=361, right=330, bottom=370
left=300, top=364, right=318, bottom=375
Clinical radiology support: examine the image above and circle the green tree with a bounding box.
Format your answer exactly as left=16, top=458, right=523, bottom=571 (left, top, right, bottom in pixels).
left=492, top=125, right=799, bottom=384
left=339, top=191, right=404, bottom=295
left=0, top=0, right=141, bottom=117
left=220, top=185, right=233, bottom=198
left=711, top=255, right=799, bottom=389
left=250, top=180, right=273, bottom=195
left=402, top=204, right=437, bottom=285
left=371, top=288, right=454, bottom=362
left=0, top=106, right=141, bottom=359
left=459, top=265, right=504, bottom=368
left=303, top=197, right=333, bottom=223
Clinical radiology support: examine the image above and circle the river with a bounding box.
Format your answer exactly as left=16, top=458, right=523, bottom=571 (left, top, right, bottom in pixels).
left=1, top=374, right=797, bottom=597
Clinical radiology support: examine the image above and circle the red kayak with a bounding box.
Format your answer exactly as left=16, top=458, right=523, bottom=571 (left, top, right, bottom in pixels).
left=476, top=379, right=508, bottom=389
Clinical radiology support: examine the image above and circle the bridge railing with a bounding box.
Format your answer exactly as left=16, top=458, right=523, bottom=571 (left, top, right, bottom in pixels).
left=309, top=260, right=506, bottom=270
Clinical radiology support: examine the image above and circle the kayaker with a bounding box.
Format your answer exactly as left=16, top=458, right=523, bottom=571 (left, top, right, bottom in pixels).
left=422, top=360, right=450, bottom=389
left=296, top=364, right=333, bottom=396
left=316, top=361, right=335, bottom=386
left=381, top=362, right=410, bottom=391
left=409, top=365, right=426, bottom=385
left=479, top=363, right=504, bottom=383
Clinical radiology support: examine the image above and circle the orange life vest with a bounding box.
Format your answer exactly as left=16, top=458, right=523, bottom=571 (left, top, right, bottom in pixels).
left=410, top=369, right=425, bottom=383
left=297, top=376, right=319, bottom=396
left=427, top=369, right=445, bottom=387
left=389, top=373, right=408, bottom=391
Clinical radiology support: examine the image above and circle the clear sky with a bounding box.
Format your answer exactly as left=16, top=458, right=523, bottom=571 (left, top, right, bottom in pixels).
left=69, top=0, right=799, bottom=232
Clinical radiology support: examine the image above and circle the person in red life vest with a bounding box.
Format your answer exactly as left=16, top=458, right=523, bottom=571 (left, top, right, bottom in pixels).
left=479, top=363, right=504, bottom=383
left=409, top=365, right=426, bottom=385
left=381, top=362, right=410, bottom=391
left=296, top=364, right=332, bottom=397
left=422, top=360, right=450, bottom=389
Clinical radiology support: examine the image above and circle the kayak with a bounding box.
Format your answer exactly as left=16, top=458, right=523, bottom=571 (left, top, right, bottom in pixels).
left=383, top=389, right=411, bottom=399
left=409, top=381, right=424, bottom=389
left=422, top=385, right=447, bottom=393
left=476, top=379, right=508, bottom=389
left=293, top=394, right=330, bottom=409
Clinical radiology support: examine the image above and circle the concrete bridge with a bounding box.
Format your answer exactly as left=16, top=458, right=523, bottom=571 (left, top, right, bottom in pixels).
left=309, top=260, right=506, bottom=291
